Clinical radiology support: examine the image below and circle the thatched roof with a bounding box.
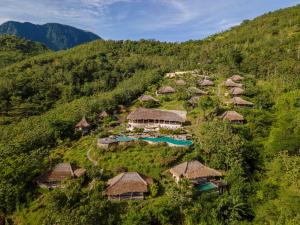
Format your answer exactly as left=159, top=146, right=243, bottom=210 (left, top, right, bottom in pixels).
left=199, top=79, right=214, bottom=86
left=231, top=97, right=254, bottom=106
left=127, top=108, right=186, bottom=122
left=75, top=117, right=90, bottom=128
left=138, top=95, right=159, bottom=102
left=221, top=111, right=244, bottom=122
left=175, top=79, right=186, bottom=86
left=188, top=96, right=200, bottom=105
left=38, top=163, right=75, bottom=183
left=74, top=168, right=87, bottom=177
left=98, top=137, right=118, bottom=144
left=230, top=75, right=244, bottom=82
left=158, top=86, right=175, bottom=94
left=99, top=111, right=109, bottom=118
left=170, top=160, right=222, bottom=180
left=230, top=87, right=244, bottom=95
left=188, top=87, right=208, bottom=95
left=225, top=79, right=243, bottom=88
left=106, top=172, right=153, bottom=195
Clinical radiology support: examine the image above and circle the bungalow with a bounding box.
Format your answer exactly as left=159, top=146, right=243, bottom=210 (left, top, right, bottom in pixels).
left=188, top=96, right=200, bottom=107
left=230, top=75, right=244, bottom=82
left=225, top=79, right=243, bottom=88
left=127, top=107, right=187, bottom=131
left=157, top=86, right=176, bottom=95
left=138, top=95, right=159, bottom=103
left=36, top=163, right=86, bottom=189
left=97, top=137, right=119, bottom=149
left=105, top=172, right=153, bottom=200
left=165, top=72, right=176, bottom=78
left=230, top=87, right=244, bottom=95
left=231, top=97, right=254, bottom=107
left=199, top=79, right=214, bottom=87
left=170, top=160, right=222, bottom=183
left=75, top=117, right=91, bottom=135
left=188, top=87, right=208, bottom=96
left=221, top=111, right=244, bottom=124
left=175, top=79, right=186, bottom=86
left=99, top=111, right=109, bottom=120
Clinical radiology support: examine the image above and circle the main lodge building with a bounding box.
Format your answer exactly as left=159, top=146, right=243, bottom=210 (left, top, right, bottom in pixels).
left=127, top=107, right=187, bottom=131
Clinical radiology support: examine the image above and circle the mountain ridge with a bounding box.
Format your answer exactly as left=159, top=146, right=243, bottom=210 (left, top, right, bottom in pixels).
left=0, top=21, right=101, bottom=50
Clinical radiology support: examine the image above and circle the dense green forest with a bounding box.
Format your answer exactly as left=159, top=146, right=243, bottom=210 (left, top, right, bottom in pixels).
left=0, top=4, right=300, bottom=225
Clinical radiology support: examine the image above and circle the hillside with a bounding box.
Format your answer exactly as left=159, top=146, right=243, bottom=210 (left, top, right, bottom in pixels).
left=0, top=21, right=101, bottom=50
left=0, top=5, right=300, bottom=225
left=0, top=35, right=49, bottom=67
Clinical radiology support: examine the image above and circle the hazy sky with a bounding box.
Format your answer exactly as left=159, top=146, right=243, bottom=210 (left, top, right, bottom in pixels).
left=0, top=0, right=299, bottom=41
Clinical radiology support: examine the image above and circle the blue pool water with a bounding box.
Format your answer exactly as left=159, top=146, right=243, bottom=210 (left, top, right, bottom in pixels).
left=116, top=136, right=192, bottom=146
left=195, top=182, right=217, bottom=191
left=141, top=137, right=192, bottom=146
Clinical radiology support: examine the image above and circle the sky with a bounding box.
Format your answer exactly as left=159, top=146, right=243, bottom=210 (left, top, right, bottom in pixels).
left=0, top=0, right=299, bottom=41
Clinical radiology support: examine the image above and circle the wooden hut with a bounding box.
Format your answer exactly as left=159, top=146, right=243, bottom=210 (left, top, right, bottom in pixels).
left=230, top=87, right=244, bottom=96
left=175, top=79, right=186, bottom=86
left=225, top=79, right=243, bottom=88
left=157, top=86, right=175, bottom=95
left=199, top=79, right=214, bottom=87
left=221, top=111, right=244, bottom=124
left=138, top=95, right=159, bottom=103
left=188, top=96, right=200, bottom=107
left=188, top=87, right=208, bottom=96
left=230, top=75, right=244, bottom=82
left=105, top=172, right=153, bottom=200
left=97, top=137, right=119, bottom=149
left=36, top=163, right=85, bottom=189
left=231, top=97, right=254, bottom=107
left=99, top=111, right=109, bottom=120
left=75, top=117, right=91, bottom=134
left=170, top=160, right=222, bottom=183
left=127, top=107, right=186, bottom=131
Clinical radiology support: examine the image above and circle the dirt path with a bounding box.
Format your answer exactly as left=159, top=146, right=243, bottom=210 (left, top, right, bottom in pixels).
left=87, top=148, right=98, bottom=166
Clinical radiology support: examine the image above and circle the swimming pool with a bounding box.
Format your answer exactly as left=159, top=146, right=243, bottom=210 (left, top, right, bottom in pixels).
left=116, top=136, right=192, bottom=147
left=195, top=182, right=217, bottom=191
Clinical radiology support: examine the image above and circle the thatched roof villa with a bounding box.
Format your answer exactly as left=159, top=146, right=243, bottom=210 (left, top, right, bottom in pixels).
left=188, top=96, right=200, bottom=107
left=138, top=95, right=159, bottom=103
left=225, top=79, right=243, bottom=88
left=231, top=97, right=254, bottom=107
left=97, top=137, right=119, bottom=149
left=175, top=79, right=187, bottom=86
left=36, top=163, right=86, bottom=189
left=75, top=117, right=90, bottom=130
left=157, top=86, right=176, bottom=95
left=221, top=111, right=244, bottom=124
left=230, top=75, right=244, bottom=82
left=230, top=87, right=244, bottom=95
left=170, top=160, right=222, bottom=183
left=188, top=87, right=208, bottom=96
left=199, top=79, right=214, bottom=87
left=99, top=111, right=109, bottom=120
left=105, top=172, right=153, bottom=200
left=127, top=107, right=187, bottom=131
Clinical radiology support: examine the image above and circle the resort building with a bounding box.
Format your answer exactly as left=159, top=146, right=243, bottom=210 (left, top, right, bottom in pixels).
left=199, top=79, right=214, bottom=87
left=127, top=107, right=187, bottom=131
left=170, top=160, right=222, bottom=183
left=230, top=75, right=244, bottom=82
left=230, top=87, right=244, bottom=95
left=221, top=111, right=244, bottom=124
left=225, top=79, right=243, bottom=88
left=36, top=163, right=86, bottom=189
left=157, top=86, right=176, bottom=95
left=188, top=87, right=208, bottom=96
left=99, top=111, right=109, bottom=120
left=97, top=137, right=119, bottom=149
left=231, top=97, right=254, bottom=107
left=165, top=72, right=176, bottom=78
left=105, top=172, right=153, bottom=200
left=175, top=79, right=187, bottom=86
left=75, top=117, right=91, bottom=134
left=188, top=96, right=200, bottom=107
left=138, top=95, right=159, bottom=103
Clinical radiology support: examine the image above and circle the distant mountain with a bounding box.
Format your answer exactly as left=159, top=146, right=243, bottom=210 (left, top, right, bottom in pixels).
left=0, top=21, right=101, bottom=50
